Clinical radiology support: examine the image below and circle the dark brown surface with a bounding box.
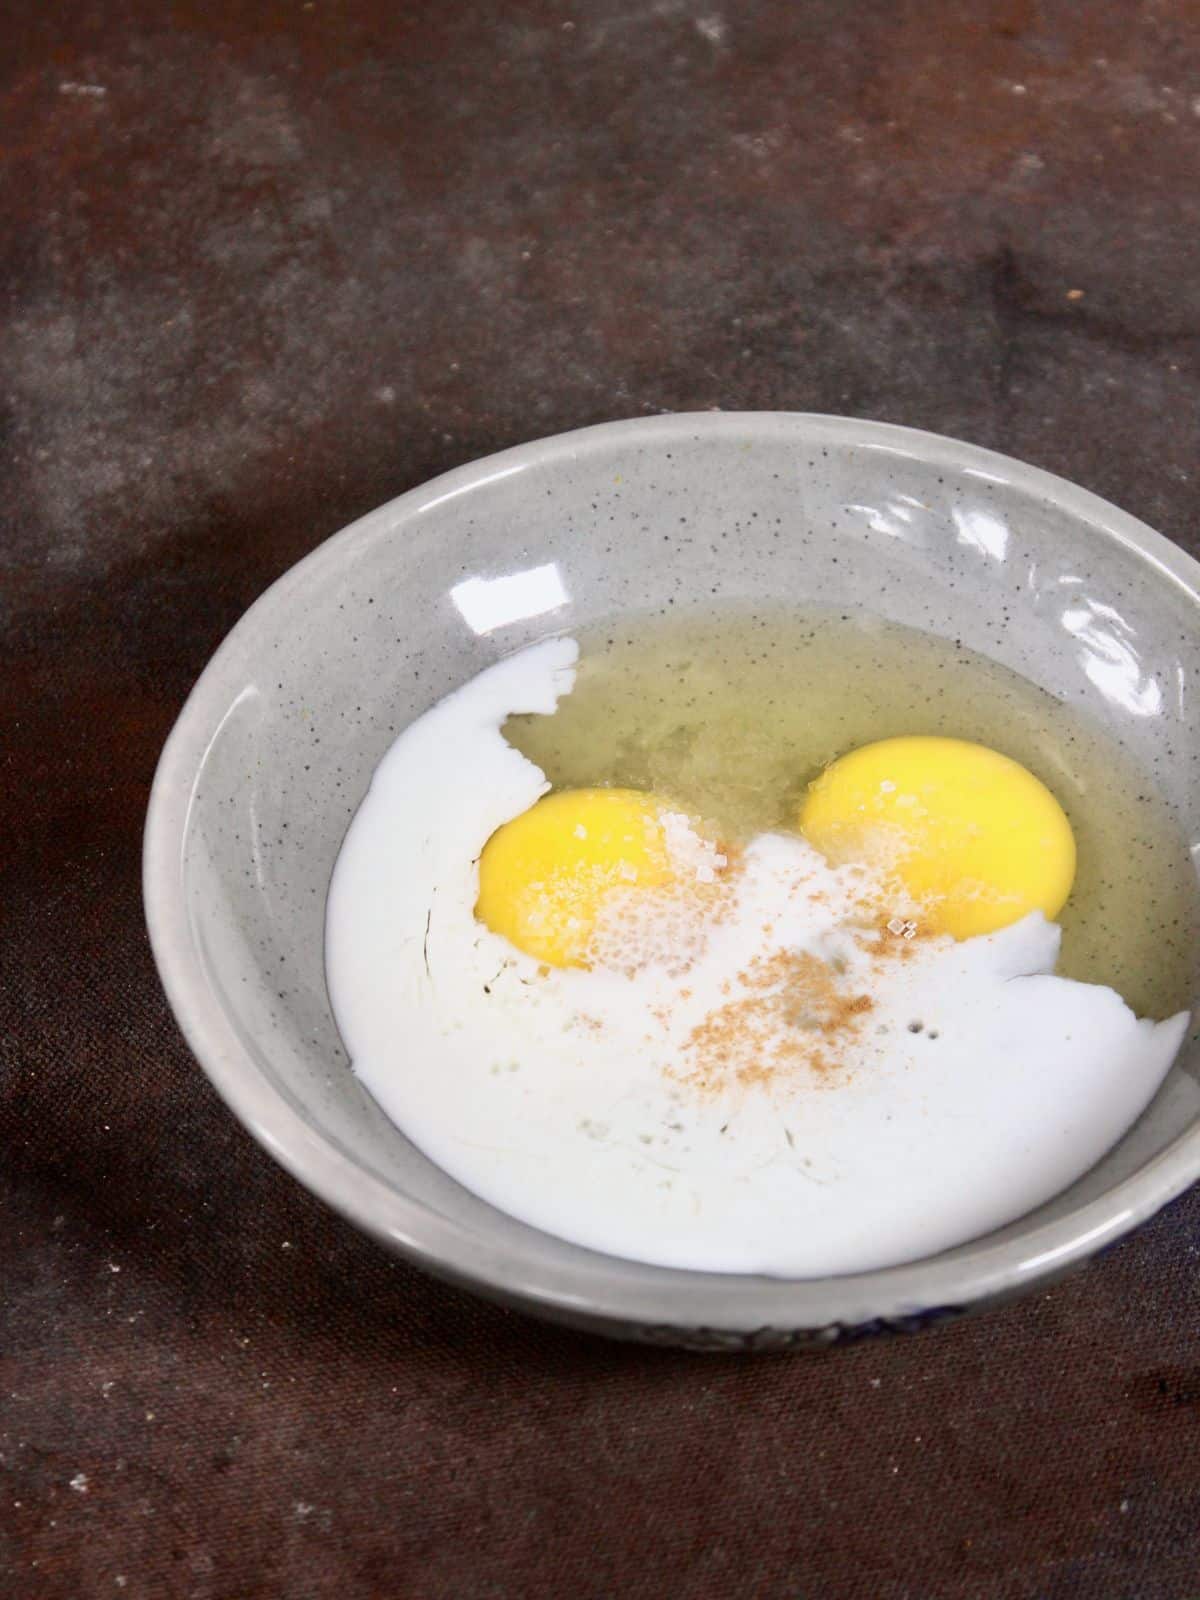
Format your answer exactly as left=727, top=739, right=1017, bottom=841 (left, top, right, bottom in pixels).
left=3, top=1, right=1199, bottom=1595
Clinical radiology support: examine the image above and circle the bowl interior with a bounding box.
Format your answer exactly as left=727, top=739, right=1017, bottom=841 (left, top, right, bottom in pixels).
left=154, top=414, right=1200, bottom=1337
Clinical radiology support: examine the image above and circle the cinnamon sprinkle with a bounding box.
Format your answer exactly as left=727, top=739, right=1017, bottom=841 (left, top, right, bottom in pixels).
left=674, top=947, right=875, bottom=1094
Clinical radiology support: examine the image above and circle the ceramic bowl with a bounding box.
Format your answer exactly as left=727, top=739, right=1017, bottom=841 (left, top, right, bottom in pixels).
left=144, top=413, right=1200, bottom=1349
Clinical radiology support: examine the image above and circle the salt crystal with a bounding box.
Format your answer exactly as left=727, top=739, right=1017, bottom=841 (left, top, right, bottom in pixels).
left=659, top=810, right=727, bottom=883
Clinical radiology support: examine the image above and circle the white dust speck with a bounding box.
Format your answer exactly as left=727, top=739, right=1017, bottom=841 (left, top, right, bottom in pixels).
left=59, top=82, right=108, bottom=98
left=695, top=15, right=727, bottom=44
left=69, top=1472, right=89, bottom=1494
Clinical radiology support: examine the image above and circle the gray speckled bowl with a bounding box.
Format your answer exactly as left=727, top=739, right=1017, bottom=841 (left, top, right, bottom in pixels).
left=144, top=414, right=1200, bottom=1349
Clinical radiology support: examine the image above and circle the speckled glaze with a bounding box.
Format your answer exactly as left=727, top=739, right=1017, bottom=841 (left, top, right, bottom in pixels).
left=144, top=413, right=1200, bottom=1347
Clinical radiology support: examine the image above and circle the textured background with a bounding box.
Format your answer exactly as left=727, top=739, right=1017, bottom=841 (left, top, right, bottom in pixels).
left=3, top=2, right=1200, bottom=1596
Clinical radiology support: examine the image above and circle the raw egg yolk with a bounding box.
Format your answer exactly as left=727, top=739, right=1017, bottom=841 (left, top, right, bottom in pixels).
left=799, top=735, right=1076, bottom=940
left=476, top=787, right=674, bottom=967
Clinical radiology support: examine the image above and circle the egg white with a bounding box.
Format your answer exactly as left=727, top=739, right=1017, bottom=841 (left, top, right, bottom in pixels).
left=325, top=637, right=1189, bottom=1277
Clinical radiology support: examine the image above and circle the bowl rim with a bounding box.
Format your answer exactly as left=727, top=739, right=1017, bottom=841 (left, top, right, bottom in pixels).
left=144, top=411, right=1200, bottom=1338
